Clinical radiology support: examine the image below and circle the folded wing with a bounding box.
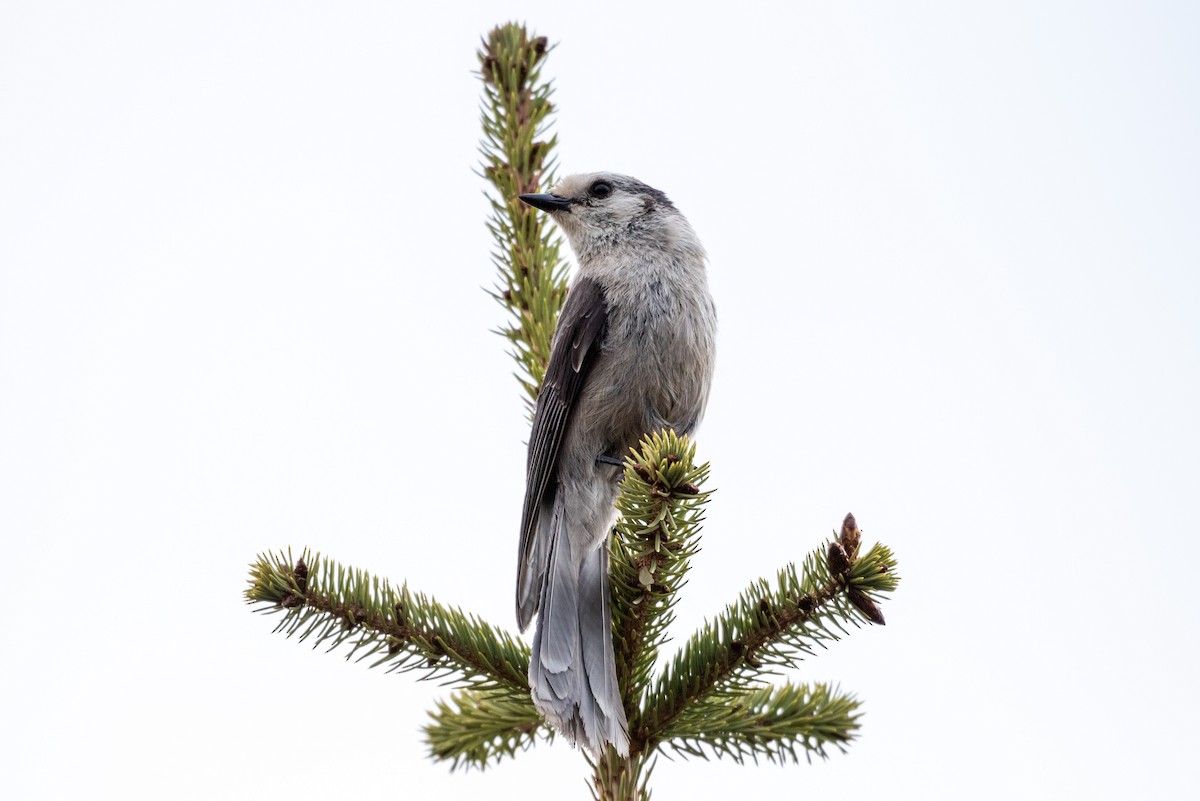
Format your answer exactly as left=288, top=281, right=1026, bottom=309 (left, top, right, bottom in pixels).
left=516, top=277, right=608, bottom=630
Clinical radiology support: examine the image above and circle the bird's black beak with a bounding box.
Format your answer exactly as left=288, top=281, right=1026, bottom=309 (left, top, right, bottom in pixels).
left=518, top=193, right=573, bottom=213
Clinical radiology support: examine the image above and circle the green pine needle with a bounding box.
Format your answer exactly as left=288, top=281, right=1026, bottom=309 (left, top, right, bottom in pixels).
left=244, top=549, right=530, bottom=698
left=637, top=536, right=899, bottom=750
left=609, top=431, right=711, bottom=721
left=661, top=681, right=862, bottom=764
left=425, top=687, right=549, bottom=770
left=477, top=22, right=568, bottom=413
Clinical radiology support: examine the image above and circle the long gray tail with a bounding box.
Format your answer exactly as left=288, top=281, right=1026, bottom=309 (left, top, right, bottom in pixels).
left=529, top=499, right=630, bottom=756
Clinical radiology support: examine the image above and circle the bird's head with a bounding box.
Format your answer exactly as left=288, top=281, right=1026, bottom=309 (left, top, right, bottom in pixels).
left=518, top=173, right=686, bottom=256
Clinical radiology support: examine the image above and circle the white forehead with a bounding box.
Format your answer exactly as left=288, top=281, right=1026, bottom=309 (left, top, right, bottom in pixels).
left=551, top=172, right=622, bottom=196
left=548, top=173, right=676, bottom=214
left=542, top=171, right=696, bottom=255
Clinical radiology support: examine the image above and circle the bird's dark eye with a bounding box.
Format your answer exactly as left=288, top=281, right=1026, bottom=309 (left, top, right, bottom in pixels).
left=589, top=181, right=613, bottom=199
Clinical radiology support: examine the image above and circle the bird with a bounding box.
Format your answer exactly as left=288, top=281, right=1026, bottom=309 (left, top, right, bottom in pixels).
left=516, top=172, right=717, bottom=756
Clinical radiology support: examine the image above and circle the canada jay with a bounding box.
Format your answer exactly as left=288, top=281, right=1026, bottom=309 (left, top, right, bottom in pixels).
left=516, top=173, right=717, bottom=756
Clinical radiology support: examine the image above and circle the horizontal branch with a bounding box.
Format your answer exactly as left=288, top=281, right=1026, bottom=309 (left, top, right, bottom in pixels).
left=660, top=681, right=861, bottom=764
left=639, top=516, right=898, bottom=749
left=424, top=686, right=550, bottom=771
left=245, top=550, right=529, bottom=696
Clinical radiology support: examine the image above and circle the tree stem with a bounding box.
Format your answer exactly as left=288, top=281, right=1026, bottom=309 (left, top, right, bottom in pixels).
left=592, top=750, right=650, bottom=801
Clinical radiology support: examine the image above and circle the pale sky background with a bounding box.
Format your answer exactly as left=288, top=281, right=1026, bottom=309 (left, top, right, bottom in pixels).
left=2, top=2, right=1197, bottom=799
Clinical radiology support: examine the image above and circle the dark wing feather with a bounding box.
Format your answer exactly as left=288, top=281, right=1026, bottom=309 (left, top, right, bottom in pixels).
left=516, top=277, right=608, bottom=627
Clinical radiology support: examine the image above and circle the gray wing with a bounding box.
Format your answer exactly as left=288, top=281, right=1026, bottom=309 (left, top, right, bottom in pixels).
left=516, top=276, right=608, bottom=629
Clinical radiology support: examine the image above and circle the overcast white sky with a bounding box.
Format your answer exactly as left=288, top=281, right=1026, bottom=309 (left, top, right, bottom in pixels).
left=2, top=2, right=1197, bottom=799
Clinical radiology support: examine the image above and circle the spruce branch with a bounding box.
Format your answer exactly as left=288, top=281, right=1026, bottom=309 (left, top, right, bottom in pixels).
left=478, top=22, right=569, bottom=410
left=637, top=516, right=899, bottom=751
left=245, top=550, right=530, bottom=697
left=425, top=686, right=549, bottom=771
left=660, top=682, right=862, bottom=765
left=608, top=430, right=710, bottom=730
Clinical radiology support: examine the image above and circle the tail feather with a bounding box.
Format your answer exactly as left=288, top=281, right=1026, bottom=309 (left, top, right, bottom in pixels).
left=577, top=544, right=630, bottom=755
left=538, top=517, right=577, bottom=674
left=529, top=494, right=629, bottom=756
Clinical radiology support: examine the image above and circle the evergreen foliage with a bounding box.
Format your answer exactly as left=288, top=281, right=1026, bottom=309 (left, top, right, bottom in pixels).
left=244, top=22, right=900, bottom=801
left=478, top=23, right=568, bottom=411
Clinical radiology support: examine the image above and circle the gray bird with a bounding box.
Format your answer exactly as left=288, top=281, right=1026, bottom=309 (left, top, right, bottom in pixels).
left=516, top=173, right=717, bottom=756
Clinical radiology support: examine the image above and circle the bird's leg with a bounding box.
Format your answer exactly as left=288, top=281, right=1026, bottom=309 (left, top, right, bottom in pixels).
left=595, top=453, right=625, bottom=485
